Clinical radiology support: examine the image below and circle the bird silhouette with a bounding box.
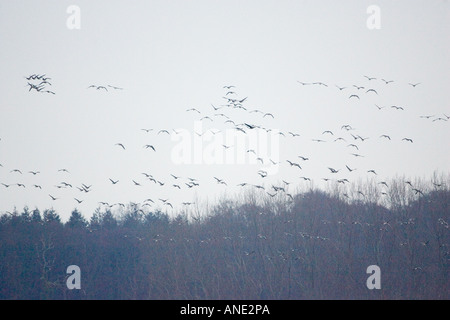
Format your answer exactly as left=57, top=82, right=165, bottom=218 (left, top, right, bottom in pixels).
left=115, top=143, right=126, bottom=150
left=144, top=145, right=156, bottom=151
left=381, top=79, right=394, bottom=84
left=408, top=82, right=421, bottom=87
left=109, top=178, right=119, bottom=184
left=402, top=138, right=413, bottom=143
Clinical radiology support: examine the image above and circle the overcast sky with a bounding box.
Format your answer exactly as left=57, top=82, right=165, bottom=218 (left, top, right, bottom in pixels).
left=0, top=0, right=449, bottom=221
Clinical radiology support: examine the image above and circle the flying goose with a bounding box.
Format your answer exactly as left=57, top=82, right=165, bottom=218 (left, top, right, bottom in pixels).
left=144, top=145, right=156, bottom=151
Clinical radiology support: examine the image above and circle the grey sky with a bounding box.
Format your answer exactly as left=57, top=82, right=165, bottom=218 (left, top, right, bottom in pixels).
left=0, top=1, right=449, bottom=221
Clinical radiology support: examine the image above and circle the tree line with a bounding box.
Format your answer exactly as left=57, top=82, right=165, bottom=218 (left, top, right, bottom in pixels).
left=0, top=176, right=448, bottom=299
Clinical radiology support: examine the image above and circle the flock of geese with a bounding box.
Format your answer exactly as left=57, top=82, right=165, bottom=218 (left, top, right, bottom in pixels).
left=25, top=74, right=55, bottom=95
left=0, top=74, right=448, bottom=215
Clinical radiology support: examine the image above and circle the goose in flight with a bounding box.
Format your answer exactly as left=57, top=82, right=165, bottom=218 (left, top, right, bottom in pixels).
left=223, top=85, right=235, bottom=89
left=288, top=132, right=300, bottom=137
left=132, top=180, right=141, bottom=186
left=341, top=124, right=354, bottom=131
left=380, top=135, right=391, bottom=140
left=58, top=168, right=70, bottom=173
left=244, top=123, right=257, bottom=129
left=297, top=81, right=311, bottom=85
left=328, top=167, right=339, bottom=173
left=158, top=130, right=170, bottom=135
left=347, top=144, right=359, bottom=150
left=381, top=79, right=394, bottom=84
left=364, top=75, right=376, bottom=81
left=402, top=138, right=413, bottom=143
left=1, top=183, right=11, bottom=188
left=349, top=94, right=360, bottom=99
left=141, top=128, right=153, bottom=133
left=346, top=165, right=356, bottom=172
left=263, top=113, right=274, bottom=118
left=88, top=85, right=108, bottom=91
left=353, top=85, right=365, bottom=90
left=408, top=82, right=421, bottom=87
left=367, top=169, right=377, bottom=175
left=391, top=105, right=404, bottom=110
left=214, top=177, right=227, bottom=185
left=16, top=183, right=25, bottom=188
left=29, top=171, right=40, bottom=175
left=432, top=117, right=447, bottom=122
left=366, top=88, right=378, bottom=94
left=74, top=198, right=83, bottom=204
left=109, top=178, right=119, bottom=184
left=312, top=139, right=326, bottom=143
left=350, top=153, right=364, bottom=157
left=200, top=116, right=213, bottom=121
left=257, top=170, right=267, bottom=178
left=335, top=85, right=346, bottom=91
left=33, top=184, right=42, bottom=189
left=49, top=194, right=58, bottom=201
left=10, top=169, right=22, bottom=174
left=186, top=108, right=201, bottom=113
left=298, top=156, right=309, bottom=161
left=144, top=144, right=156, bottom=151
left=375, top=104, right=385, bottom=110
left=286, top=160, right=302, bottom=169
left=115, top=143, right=126, bottom=150
left=322, top=130, right=333, bottom=135
left=211, top=104, right=223, bottom=111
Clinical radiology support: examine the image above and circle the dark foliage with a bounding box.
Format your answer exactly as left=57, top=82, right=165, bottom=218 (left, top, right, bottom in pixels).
left=0, top=182, right=448, bottom=299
